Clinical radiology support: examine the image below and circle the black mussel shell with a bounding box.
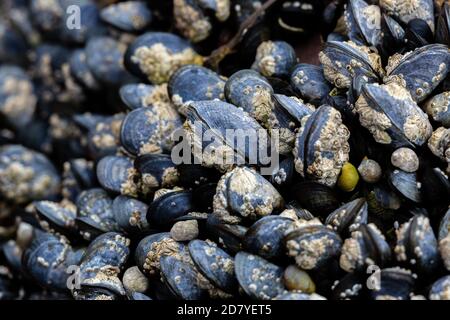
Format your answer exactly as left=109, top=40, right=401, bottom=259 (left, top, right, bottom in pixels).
left=119, top=84, right=156, bottom=110
left=285, top=223, right=342, bottom=270
left=112, top=195, right=149, bottom=234
left=33, top=200, right=77, bottom=235
left=419, top=166, right=450, bottom=204
left=319, top=41, right=382, bottom=89
left=160, top=255, right=208, bottom=300
left=344, top=0, right=381, bottom=47
left=0, top=65, right=36, bottom=128
left=135, top=154, right=179, bottom=193
left=331, top=272, right=366, bottom=300
left=384, top=44, right=450, bottom=103
left=368, top=267, right=415, bottom=300
left=268, top=156, right=295, bottom=188
left=293, top=104, right=350, bottom=187
left=355, top=81, right=432, bottom=148
left=325, top=198, right=368, bottom=236
left=205, top=213, right=247, bottom=254
left=184, top=100, right=271, bottom=171
left=395, top=215, right=440, bottom=275
left=85, top=36, right=134, bottom=87
left=177, top=164, right=220, bottom=189
left=69, top=49, right=101, bottom=91
left=405, top=19, right=433, bottom=50
left=291, top=181, right=340, bottom=217
left=188, top=239, right=238, bottom=294
left=192, top=182, right=217, bottom=212
left=96, top=155, right=139, bottom=197
left=290, top=63, right=332, bottom=104
left=424, top=91, right=450, bottom=128
left=0, top=145, right=60, bottom=204
left=243, top=216, right=293, bottom=261
left=100, top=1, right=152, bottom=32
left=120, top=106, right=181, bottom=156
left=214, top=166, right=284, bottom=220
left=252, top=41, right=297, bottom=79
left=124, top=32, right=203, bottom=84
left=429, top=275, right=450, bottom=300
left=436, top=2, right=450, bottom=45
left=168, top=65, right=226, bottom=115
left=389, top=170, right=422, bottom=203
left=147, top=190, right=196, bottom=229
left=340, top=223, right=391, bottom=272
left=74, top=232, right=130, bottom=299
left=379, top=0, right=434, bottom=34
left=234, top=251, right=285, bottom=300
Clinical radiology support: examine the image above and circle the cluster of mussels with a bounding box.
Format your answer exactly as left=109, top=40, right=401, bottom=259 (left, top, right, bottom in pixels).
left=0, top=0, right=450, bottom=301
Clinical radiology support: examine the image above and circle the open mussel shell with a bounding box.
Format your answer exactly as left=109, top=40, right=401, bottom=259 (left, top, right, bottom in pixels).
left=234, top=252, right=285, bottom=300
left=33, top=200, right=77, bottom=235
left=243, top=216, right=293, bottom=261
left=291, top=181, right=340, bottom=217
left=184, top=100, right=271, bottom=171
left=188, top=240, right=238, bottom=294
left=290, top=64, right=332, bottom=104
left=429, top=275, right=450, bottom=300
left=340, top=223, right=391, bottom=272
left=74, top=232, right=130, bottom=299
left=355, top=81, right=432, bottom=147
left=285, top=222, right=343, bottom=270
left=213, top=166, right=284, bottom=220
left=388, top=170, right=422, bottom=203
left=205, top=213, right=247, bottom=254
left=96, top=155, right=139, bottom=197
left=0, top=144, right=60, bottom=204
left=168, top=65, right=226, bottom=115
left=325, top=198, right=368, bottom=236
left=85, top=36, right=133, bottom=87
left=160, top=255, right=208, bottom=300
left=368, top=267, right=415, bottom=300
left=147, top=190, right=196, bottom=229
left=135, top=154, right=179, bottom=192
left=319, top=40, right=382, bottom=89
left=251, top=41, right=297, bottom=79
left=344, top=0, right=381, bottom=47
left=112, top=195, right=149, bottom=234
left=395, top=215, right=440, bottom=275
left=384, top=44, right=450, bottom=103
left=379, top=0, right=434, bottom=33
left=100, top=1, right=152, bottom=32
left=124, top=32, right=203, bottom=84
left=293, top=104, right=350, bottom=187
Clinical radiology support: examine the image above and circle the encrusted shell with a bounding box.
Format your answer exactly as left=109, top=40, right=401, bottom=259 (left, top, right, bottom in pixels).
left=293, top=105, right=351, bottom=187
left=355, top=81, right=432, bottom=147
left=319, top=41, right=383, bottom=89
